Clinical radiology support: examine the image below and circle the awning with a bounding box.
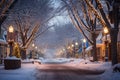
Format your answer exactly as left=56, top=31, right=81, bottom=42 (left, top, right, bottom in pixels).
left=96, top=31, right=102, bottom=40
left=96, top=43, right=103, bottom=47
left=85, top=43, right=103, bottom=52
left=85, top=46, right=92, bottom=52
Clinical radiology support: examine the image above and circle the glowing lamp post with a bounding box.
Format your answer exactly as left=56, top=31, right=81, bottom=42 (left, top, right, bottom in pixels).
left=32, top=43, right=35, bottom=47
left=35, top=46, right=38, bottom=50
left=83, top=39, right=86, bottom=59
left=8, top=26, right=14, bottom=57
left=71, top=44, right=74, bottom=47
left=75, top=42, right=78, bottom=57
left=103, top=27, right=109, bottom=61
left=71, top=44, right=75, bottom=57
left=75, top=42, right=78, bottom=46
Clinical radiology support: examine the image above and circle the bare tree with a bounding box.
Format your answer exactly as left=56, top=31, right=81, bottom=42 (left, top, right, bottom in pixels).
left=0, top=0, right=18, bottom=33
left=62, top=0, right=120, bottom=65
left=6, top=0, right=62, bottom=59
left=84, top=0, right=120, bottom=65
left=62, top=0, right=102, bottom=61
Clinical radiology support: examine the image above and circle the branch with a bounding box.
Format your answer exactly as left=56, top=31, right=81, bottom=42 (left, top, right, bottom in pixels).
left=0, top=0, right=14, bottom=17
left=69, top=1, right=93, bottom=44
left=63, top=0, right=93, bottom=44
left=95, top=0, right=111, bottom=29
left=85, top=0, right=108, bottom=29
left=34, top=25, right=53, bottom=39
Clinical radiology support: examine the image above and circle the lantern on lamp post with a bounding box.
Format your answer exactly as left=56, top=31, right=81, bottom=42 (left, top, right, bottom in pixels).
left=7, top=26, right=14, bottom=57
left=103, top=27, right=109, bottom=62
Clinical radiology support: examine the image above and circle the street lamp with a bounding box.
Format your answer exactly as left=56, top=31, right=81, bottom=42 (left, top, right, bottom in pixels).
left=71, top=44, right=74, bottom=47
left=103, top=27, right=109, bottom=62
left=8, top=25, right=14, bottom=57
left=9, top=26, right=14, bottom=33
left=75, top=42, right=79, bottom=57
left=75, top=42, right=78, bottom=46
left=71, top=44, right=75, bottom=57
left=35, top=46, right=38, bottom=49
left=32, top=43, right=35, bottom=47
left=83, top=39, right=86, bottom=59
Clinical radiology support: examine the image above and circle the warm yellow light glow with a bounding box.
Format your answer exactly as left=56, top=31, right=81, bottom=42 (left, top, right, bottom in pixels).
left=68, top=46, right=70, bottom=49
left=83, top=39, right=86, bottom=43
left=75, top=42, right=78, bottom=45
left=71, top=44, right=74, bottom=47
left=104, top=27, right=109, bottom=34
left=35, top=46, right=37, bottom=49
left=9, top=25, right=14, bottom=33
left=32, top=43, right=35, bottom=47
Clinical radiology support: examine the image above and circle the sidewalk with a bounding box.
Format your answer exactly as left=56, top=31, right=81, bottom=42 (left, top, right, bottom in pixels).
left=0, top=63, right=37, bottom=80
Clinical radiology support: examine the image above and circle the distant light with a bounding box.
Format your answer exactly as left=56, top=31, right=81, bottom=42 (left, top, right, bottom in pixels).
left=63, top=48, right=65, bottom=51
left=32, top=43, right=35, bottom=47
left=71, top=44, right=74, bottom=47
left=68, top=46, right=70, bottom=49
left=9, top=25, right=14, bottom=33
left=83, top=39, right=86, bottom=43
left=75, top=42, right=78, bottom=45
left=103, top=27, right=109, bottom=34
left=35, top=46, right=37, bottom=49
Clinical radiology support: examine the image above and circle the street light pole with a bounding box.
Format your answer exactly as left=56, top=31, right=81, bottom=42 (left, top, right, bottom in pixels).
left=8, top=26, right=14, bottom=57
left=103, top=27, right=109, bottom=62
left=75, top=42, right=78, bottom=58
left=83, top=39, right=86, bottom=59
left=71, top=44, right=75, bottom=57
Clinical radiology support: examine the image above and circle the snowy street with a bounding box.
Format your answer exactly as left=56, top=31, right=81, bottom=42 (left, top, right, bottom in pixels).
left=0, top=0, right=120, bottom=80
left=0, top=58, right=120, bottom=80
left=35, top=64, right=103, bottom=80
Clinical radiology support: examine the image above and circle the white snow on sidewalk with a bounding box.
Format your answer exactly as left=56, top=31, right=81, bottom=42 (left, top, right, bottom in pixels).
left=65, top=59, right=111, bottom=71
left=67, top=59, right=120, bottom=80
left=99, top=63, right=120, bottom=80
left=0, top=63, right=37, bottom=80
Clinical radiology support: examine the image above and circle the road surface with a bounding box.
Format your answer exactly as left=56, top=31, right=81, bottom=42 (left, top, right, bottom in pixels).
left=35, top=63, right=104, bottom=80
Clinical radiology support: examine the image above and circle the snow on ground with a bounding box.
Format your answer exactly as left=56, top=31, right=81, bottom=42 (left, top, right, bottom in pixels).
left=41, top=58, right=69, bottom=64
left=66, top=58, right=120, bottom=80
left=0, top=58, right=120, bottom=80
left=66, top=59, right=112, bottom=71
left=0, top=63, right=37, bottom=80
left=99, top=63, right=120, bottom=80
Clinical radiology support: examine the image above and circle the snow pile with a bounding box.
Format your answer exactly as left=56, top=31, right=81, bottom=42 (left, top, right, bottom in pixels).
left=100, top=63, right=120, bottom=80
left=0, top=64, right=37, bottom=80
left=21, top=59, right=34, bottom=63
left=66, top=59, right=112, bottom=71
left=5, top=56, right=21, bottom=60
left=42, top=58, right=69, bottom=64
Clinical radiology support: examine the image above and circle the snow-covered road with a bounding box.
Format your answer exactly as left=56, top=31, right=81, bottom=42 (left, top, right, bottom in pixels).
left=35, top=63, right=103, bottom=80
left=0, top=58, right=120, bottom=80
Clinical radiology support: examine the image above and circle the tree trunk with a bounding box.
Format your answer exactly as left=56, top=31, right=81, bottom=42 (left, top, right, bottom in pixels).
left=110, top=1, right=119, bottom=65
left=92, top=32, right=97, bottom=61
left=110, top=29, right=118, bottom=65
left=20, top=48, right=26, bottom=60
